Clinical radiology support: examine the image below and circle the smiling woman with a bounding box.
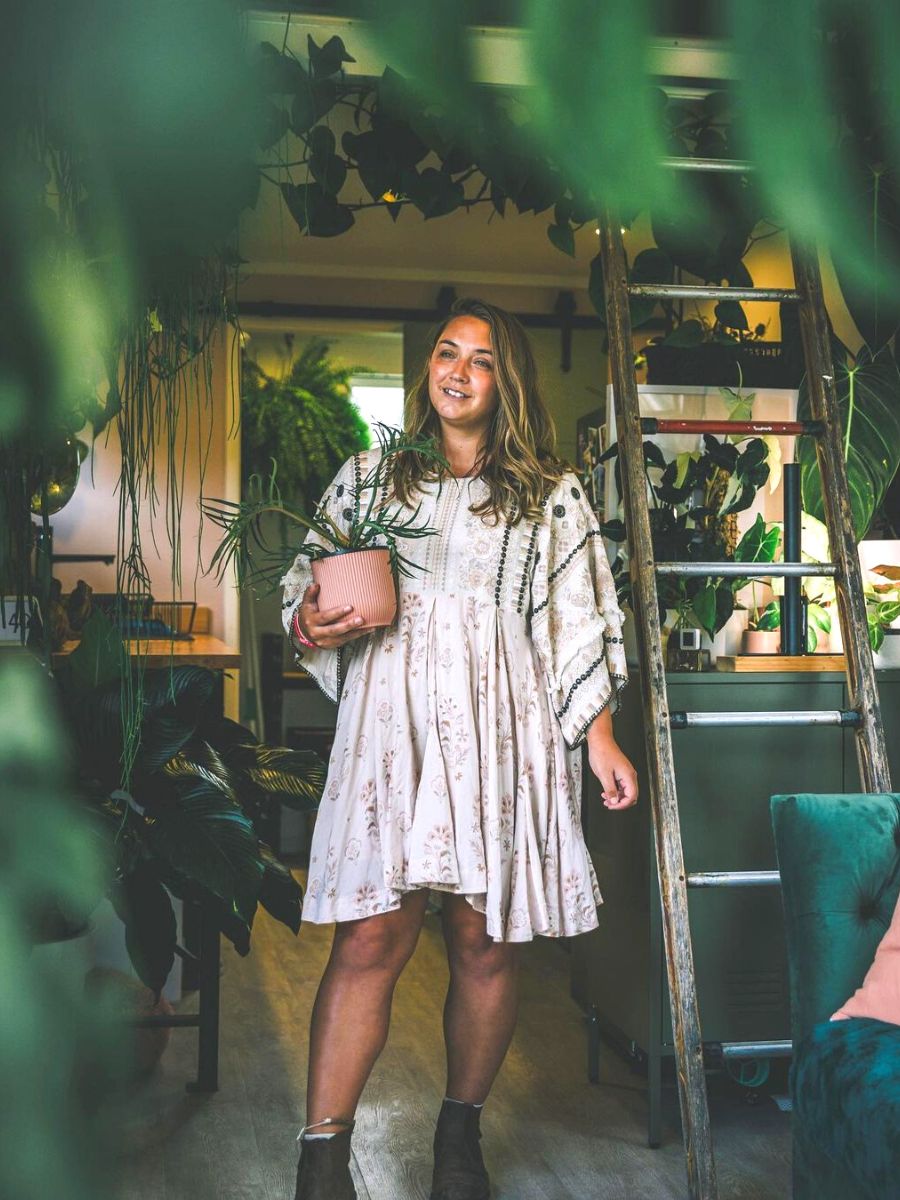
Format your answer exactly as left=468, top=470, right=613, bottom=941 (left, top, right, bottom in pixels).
left=281, top=296, right=637, bottom=1200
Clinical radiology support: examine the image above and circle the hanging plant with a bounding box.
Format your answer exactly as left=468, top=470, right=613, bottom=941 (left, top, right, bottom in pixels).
left=241, top=337, right=371, bottom=514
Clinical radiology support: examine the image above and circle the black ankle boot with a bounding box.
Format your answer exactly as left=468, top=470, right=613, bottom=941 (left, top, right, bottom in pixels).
left=294, top=1121, right=357, bottom=1200
left=430, top=1099, right=491, bottom=1200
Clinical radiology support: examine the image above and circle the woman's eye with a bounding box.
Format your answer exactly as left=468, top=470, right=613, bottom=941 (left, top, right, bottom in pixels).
left=439, top=349, right=454, bottom=358
left=475, top=359, right=492, bottom=369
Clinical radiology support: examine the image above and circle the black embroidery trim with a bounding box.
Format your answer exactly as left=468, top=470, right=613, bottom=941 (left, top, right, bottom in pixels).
left=342, top=508, right=354, bottom=521
left=553, top=503, right=566, bottom=518
left=568, top=674, right=629, bottom=747
left=352, top=453, right=362, bottom=526
left=516, top=492, right=552, bottom=615
left=571, top=487, right=581, bottom=499
left=557, top=657, right=604, bottom=717
left=336, top=483, right=344, bottom=497
left=531, top=529, right=603, bottom=618
left=494, top=519, right=513, bottom=607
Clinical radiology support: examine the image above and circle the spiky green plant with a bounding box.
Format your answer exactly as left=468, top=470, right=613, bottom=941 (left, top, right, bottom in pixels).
left=205, top=423, right=450, bottom=588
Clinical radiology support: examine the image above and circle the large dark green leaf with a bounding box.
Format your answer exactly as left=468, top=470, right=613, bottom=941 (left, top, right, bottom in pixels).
left=110, top=866, right=177, bottom=997
left=135, top=668, right=218, bottom=773
left=798, top=348, right=900, bottom=537
left=145, top=781, right=264, bottom=926
left=62, top=609, right=127, bottom=694
left=307, top=34, right=356, bottom=79
left=221, top=743, right=326, bottom=811
left=588, top=246, right=673, bottom=329
left=257, top=843, right=303, bottom=934
left=161, top=740, right=232, bottom=794
left=280, top=182, right=354, bottom=237
left=830, top=142, right=900, bottom=354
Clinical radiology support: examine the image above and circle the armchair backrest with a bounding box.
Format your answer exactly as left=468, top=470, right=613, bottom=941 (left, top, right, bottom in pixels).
left=771, top=792, right=900, bottom=1045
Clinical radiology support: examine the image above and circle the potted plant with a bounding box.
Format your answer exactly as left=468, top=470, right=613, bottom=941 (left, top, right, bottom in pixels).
left=206, top=424, right=449, bottom=630
left=54, top=611, right=324, bottom=995
left=605, top=385, right=778, bottom=652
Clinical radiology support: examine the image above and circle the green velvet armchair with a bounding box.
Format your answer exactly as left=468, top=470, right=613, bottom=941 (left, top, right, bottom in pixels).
left=771, top=792, right=900, bottom=1200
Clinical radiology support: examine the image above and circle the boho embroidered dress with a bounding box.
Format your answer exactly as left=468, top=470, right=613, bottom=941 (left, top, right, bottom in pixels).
left=281, top=450, right=628, bottom=942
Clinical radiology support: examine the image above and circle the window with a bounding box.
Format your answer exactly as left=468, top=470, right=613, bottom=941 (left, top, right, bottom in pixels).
left=350, top=374, right=406, bottom=438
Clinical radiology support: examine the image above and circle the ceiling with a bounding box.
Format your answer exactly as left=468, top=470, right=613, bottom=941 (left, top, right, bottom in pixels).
left=239, top=8, right=732, bottom=318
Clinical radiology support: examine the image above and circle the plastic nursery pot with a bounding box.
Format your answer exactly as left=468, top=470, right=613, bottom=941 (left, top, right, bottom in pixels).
left=741, top=629, right=781, bottom=654
left=311, top=547, right=397, bottom=630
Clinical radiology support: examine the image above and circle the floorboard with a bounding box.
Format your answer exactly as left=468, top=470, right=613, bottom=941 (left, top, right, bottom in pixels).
left=107, top=878, right=791, bottom=1200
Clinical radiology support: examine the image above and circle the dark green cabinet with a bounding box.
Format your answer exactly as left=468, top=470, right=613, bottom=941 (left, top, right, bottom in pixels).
left=572, top=668, right=900, bottom=1146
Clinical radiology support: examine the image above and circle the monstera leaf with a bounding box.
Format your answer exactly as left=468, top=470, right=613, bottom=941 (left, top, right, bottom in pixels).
left=797, top=346, right=900, bottom=538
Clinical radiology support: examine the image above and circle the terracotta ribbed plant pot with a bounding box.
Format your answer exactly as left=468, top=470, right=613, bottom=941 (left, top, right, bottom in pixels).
left=742, top=629, right=781, bottom=654
left=311, top=547, right=397, bottom=630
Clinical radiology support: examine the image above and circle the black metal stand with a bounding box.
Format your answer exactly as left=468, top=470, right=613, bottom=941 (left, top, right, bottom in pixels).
left=781, top=463, right=805, bottom=654
left=134, top=898, right=221, bottom=1093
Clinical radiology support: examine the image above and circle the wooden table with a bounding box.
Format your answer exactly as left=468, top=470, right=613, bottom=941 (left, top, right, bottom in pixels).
left=56, top=632, right=240, bottom=1093
left=55, top=634, right=240, bottom=669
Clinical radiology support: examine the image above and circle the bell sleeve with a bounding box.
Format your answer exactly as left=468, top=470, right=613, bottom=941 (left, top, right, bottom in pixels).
left=280, top=455, right=358, bottom=703
left=529, top=473, right=629, bottom=748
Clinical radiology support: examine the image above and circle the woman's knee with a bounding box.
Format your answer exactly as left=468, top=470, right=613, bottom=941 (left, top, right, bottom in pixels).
left=443, top=902, right=517, bottom=977
left=331, top=894, right=426, bottom=974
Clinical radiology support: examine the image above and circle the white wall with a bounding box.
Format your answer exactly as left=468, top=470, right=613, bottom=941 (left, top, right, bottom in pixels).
left=50, top=327, right=241, bottom=645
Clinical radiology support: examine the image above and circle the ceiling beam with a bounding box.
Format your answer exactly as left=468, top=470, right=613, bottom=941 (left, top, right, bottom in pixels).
left=246, top=10, right=737, bottom=95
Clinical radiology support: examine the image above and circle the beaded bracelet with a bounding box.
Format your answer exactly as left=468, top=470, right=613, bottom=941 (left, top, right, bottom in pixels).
left=292, top=608, right=318, bottom=650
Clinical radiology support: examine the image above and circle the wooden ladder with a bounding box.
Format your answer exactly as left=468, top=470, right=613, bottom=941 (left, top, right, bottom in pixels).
left=597, top=156, right=892, bottom=1200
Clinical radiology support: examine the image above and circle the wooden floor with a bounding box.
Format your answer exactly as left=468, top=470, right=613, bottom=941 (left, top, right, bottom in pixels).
left=110, top=884, right=791, bottom=1200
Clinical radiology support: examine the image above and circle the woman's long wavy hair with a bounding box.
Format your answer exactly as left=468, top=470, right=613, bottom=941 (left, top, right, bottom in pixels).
left=392, top=297, right=567, bottom=524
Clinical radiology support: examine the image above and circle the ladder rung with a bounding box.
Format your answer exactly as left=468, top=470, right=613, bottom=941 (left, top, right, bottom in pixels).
left=655, top=562, right=838, bottom=578
left=661, top=156, right=756, bottom=174
left=687, top=871, right=781, bottom=888
left=641, top=419, right=823, bottom=437
left=670, top=709, right=862, bottom=729
left=627, top=284, right=801, bottom=302
left=720, top=1040, right=792, bottom=1059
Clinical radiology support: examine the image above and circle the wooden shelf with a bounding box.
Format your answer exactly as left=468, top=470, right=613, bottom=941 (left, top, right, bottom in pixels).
left=716, top=653, right=847, bottom=673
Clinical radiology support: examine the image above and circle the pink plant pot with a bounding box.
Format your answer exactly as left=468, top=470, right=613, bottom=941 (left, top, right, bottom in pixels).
left=742, top=629, right=781, bottom=654
left=311, top=547, right=397, bottom=630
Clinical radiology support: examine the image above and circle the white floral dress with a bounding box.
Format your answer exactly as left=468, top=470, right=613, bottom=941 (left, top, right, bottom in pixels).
left=280, top=450, right=628, bottom=942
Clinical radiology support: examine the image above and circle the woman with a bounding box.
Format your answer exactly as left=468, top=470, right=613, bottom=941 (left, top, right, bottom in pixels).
left=281, top=298, right=638, bottom=1200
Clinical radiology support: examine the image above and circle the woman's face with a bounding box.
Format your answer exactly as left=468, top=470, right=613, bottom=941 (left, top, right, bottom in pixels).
left=427, top=315, right=498, bottom=438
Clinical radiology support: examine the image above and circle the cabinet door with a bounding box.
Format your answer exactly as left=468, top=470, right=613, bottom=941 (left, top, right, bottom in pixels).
left=579, top=672, right=845, bottom=1051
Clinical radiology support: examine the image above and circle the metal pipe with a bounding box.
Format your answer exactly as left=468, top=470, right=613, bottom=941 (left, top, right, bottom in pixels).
left=687, top=872, right=781, bottom=888
left=656, top=562, right=836, bottom=578
left=662, top=156, right=756, bottom=174
left=670, top=709, right=861, bottom=728
left=641, top=418, right=822, bottom=437
left=627, top=284, right=801, bottom=302
left=719, top=1041, right=792, bottom=1059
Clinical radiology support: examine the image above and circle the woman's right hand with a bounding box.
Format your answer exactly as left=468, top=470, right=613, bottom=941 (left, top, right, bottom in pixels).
left=295, top=583, right=371, bottom=649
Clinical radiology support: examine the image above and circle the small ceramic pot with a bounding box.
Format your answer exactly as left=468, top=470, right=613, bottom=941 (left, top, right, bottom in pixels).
left=311, top=547, right=397, bottom=630
left=742, top=629, right=781, bottom=654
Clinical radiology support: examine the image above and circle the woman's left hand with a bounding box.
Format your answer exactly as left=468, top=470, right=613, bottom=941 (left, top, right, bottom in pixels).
left=586, top=713, right=639, bottom=810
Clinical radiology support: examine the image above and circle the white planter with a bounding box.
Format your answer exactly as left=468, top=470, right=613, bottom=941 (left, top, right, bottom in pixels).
left=874, top=629, right=900, bottom=669
left=710, top=609, right=749, bottom=660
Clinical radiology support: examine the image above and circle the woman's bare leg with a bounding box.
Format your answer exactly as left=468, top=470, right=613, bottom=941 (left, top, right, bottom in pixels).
left=440, top=895, right=520, bottom=1103
left=305, top=889, right=430, bottom=1130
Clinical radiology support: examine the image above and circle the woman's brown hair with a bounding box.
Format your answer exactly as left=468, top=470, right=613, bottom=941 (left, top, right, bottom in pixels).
left=391, top=297, right=567, bottom=523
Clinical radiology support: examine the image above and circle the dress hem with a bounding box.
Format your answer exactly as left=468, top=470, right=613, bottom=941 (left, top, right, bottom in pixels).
left=301, top=884, right=603, bottom=944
